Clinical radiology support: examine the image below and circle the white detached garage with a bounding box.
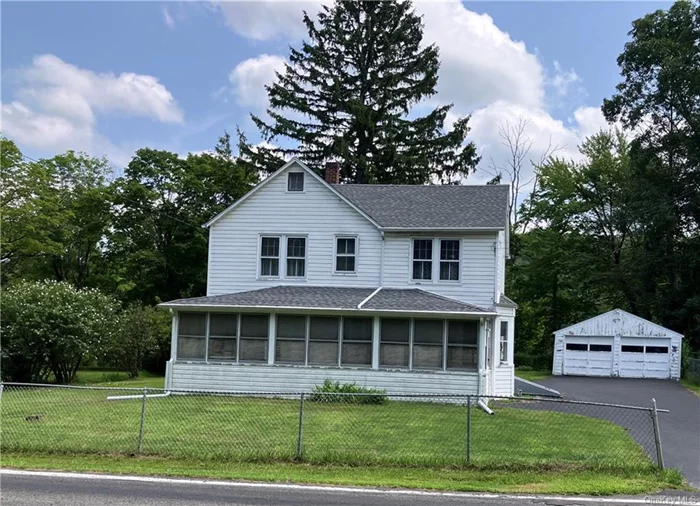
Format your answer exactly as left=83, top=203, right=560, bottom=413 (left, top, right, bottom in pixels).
left=552, top=309, right=682, bottom=380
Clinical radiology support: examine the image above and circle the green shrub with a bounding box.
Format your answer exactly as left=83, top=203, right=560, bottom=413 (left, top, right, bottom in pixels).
left=308, top=379, right=388, bottom=404
left=1, top=280, right=120, bottom=383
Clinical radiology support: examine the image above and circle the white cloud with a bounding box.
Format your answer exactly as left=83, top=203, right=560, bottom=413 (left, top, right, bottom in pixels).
left=163, top=7, right=175, bottom=29
left=228, top=54, right=286, bottom=109
left=1, top=54, right=183, bottom=165
left=416, top=1, right=544, bottom=111
left=18, top=54, right=183, bottom=124
left=550, top=61, right=581, bottom=97
left=214, top=1, right=325, bottom=41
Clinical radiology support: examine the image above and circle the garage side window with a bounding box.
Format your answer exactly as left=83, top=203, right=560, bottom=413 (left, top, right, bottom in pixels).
left=589, top=344, right=612, bottom=352
left=177, top=313, right=207, bottom=360
left=565, top=343, right=588, bottom=351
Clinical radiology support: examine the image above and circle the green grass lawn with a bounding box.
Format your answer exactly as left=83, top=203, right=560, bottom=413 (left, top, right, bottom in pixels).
left=680, top=378, right=700, bottom=396
left=515, top=368, right=552, bottom=382
left=71, top=369, right=165, bottom=388
left=1, top=453, right=685, bottom=495
left=1, top=386, right=652, bottom=471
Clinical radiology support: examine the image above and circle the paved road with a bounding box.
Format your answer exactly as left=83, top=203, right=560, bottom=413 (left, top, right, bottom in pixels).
left=2, top=471, right=697, bottom=506
left=539, top=376, right=700, bottom=488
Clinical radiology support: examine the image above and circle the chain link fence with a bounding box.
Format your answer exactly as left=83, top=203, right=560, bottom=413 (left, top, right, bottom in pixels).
left=0, top=383, right=666, bottom=470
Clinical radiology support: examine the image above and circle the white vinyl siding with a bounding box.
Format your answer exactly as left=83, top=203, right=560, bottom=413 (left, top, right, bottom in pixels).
left=171, top=362, right=479, bottom=397
left=383, top=233, right=497, bottom=307
left=208, top=162, right=382, bottom=293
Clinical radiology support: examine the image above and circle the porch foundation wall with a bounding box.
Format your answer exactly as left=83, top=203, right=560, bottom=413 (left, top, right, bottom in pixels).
left=171, top=361, right=479, bottom=396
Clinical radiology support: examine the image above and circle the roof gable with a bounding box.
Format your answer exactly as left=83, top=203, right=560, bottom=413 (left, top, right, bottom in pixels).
left=203, top=158, right=381, bottom=229
left=554, top=309, right=683, bottom=338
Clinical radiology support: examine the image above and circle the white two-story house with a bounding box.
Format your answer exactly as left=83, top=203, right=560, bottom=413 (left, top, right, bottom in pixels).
left=160, top=158, right=517, bottom=397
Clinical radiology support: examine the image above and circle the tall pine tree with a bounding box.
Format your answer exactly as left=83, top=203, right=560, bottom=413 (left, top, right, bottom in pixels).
left=238, top=0, right=479, bottom=184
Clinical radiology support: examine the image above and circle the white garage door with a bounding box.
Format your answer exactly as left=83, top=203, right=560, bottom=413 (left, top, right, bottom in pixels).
left=563, top=337, right=613, bottom=376
left=619, top=338, right=671, bottom=379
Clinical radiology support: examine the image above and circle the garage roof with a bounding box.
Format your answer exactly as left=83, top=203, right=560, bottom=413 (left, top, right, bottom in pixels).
left=554, top=309, right=683, bottom=339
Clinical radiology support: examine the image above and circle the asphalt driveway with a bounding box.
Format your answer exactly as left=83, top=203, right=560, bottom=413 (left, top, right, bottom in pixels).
left=537, top=376, right=700, bottom=488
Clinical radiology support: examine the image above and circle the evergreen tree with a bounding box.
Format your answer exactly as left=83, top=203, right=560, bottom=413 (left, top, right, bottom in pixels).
left=238, top=0, right=479, bottom=184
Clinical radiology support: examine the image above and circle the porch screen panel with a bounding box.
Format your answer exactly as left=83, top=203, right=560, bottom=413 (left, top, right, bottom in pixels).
left=447, top=320, right=478, bottom=369
left=276, top=315, right=306, bottom=364
left=308, top=316, right=339, bottom=365
left=208, top=313, right=238, bottom=361
left=240, top=314, right=269, bottom=362
left=380, top=318, right=410, bottom=367
left=342, top=317, right=372, bottom=366
left=413, top=319, right=444, bottom=369
left=177, top=313, right=206, bottom=360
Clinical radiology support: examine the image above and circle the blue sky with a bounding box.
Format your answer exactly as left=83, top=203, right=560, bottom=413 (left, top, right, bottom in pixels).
left=1, top=1, right=670, bottom=178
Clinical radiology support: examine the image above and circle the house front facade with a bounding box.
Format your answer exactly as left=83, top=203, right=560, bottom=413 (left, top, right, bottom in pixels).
left=160, top=158, right=517, bottom=397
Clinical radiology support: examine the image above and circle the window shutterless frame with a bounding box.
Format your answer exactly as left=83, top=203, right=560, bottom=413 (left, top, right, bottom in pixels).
left=287, top=172, right=305, bottom=192
left=334, top=235, right=358, bottom=274
left=286, top=236, right=306, bottom=278
left=259, top=235, right=281, bottom=278
left=410, top=238, right=462, bottom=283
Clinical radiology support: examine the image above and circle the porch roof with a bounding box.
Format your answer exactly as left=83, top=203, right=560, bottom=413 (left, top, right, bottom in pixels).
left=159, top=286, right=495, bottom=316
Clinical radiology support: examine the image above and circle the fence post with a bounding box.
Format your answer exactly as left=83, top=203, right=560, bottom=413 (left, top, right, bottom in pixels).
left=466, top=395, right=471, bottom=464
left=296, top=393, right=305, bottom=461
left=137, top=387, right=147, bottom=455
left=651, top=398, right=664, bottom=469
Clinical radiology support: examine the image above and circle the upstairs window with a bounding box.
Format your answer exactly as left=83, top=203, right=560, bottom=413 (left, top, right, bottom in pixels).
left=260, top=237, right=280, bottom=277
left=286, top=237, right=306, bottom=277
left=335, top=237, right=356, bottom=273
left=288, top=172, right=304, bottom=191
left=439, top=240, right=460, bottom=281
left=412, top=239, right=433, bottom=280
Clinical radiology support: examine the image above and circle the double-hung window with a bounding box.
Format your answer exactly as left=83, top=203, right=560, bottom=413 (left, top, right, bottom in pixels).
left=275, top=315, right=306, bottom=364
left=335, top=237, right=356, bottom=273
left=260, top=237, right=280, bottom=277
left=380, top=318, right=410, bottom=367
left=412, top=239, right=433, bottom=280
left=341, top=317, right=372, bottom=366
left=446, top=320, right=478, bottom=370
left=499, top=321, right=508, bottom=363
left=308, top=316, right=339, bottom=365
left=208, top=314, right=238, bottom=361
left=239, top=314, right=269, bottom=362
left=177, top=313, right=207, bottom=360
left=412, top=319, right=444, bottom=369
left=439, top=240, right=460, bottom=281
left=286, top=237, right=306, bottom=277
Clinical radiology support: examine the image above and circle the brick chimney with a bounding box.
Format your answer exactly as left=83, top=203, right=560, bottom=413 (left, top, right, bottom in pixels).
left=324, top=161, right=341, bottom=185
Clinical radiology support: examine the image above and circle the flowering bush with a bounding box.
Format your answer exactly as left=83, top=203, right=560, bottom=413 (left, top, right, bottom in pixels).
left=1, top=280, right=120, bottom=383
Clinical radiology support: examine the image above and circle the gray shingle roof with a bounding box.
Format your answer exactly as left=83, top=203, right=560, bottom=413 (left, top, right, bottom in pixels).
left=364, top=289, right=489, bottom=313
left=333, top=184, right=509, bottom=229
left=497, top=294, right=519, bottom=308
left=161, top=286, right=492, bottom=314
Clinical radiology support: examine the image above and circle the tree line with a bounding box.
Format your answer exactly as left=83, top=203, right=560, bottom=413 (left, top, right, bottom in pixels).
left=1, top=0, right=698, bottom=382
